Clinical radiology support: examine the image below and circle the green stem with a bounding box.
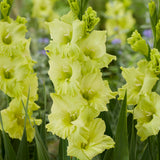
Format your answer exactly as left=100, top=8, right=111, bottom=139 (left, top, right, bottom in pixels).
left=148, top=137, right=153, bottom=160
left=158, top=132, right=160, bottom=160
left=78, top=0, right=90, bottom=20
left=79, top=0, right=83, bottom=20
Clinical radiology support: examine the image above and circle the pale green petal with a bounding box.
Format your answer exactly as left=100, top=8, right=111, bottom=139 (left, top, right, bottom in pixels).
left=134, top=92, right=160, bottom=141
left=46, top=94, right=86, bottom=139
left=48, top=56, right=81, bottom=95
left=47, top=19, right=72, bottom=44
left=80, top=73, right=109, bottom=112
left=61, top=11, right=77, bottom=24
left=68, top=119, right=115, bottom=160
left=78, top=30, right=107, bottom=59
left=71, top=20, right=85, bottom=43
left=96, top=53, right=116, bottom=68
left=119, top=60, right=158, bottom=105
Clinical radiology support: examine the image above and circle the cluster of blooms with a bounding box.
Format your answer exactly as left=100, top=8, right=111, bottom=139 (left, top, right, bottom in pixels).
left=119, top=29, right=160, bottom=141
left=45, top=2, right=116, bottom=159
left=105, top=0, right=135, bottom=44
left=32, top=0, right=58, bottom=30
left=0, top=0, right=41, bottom=142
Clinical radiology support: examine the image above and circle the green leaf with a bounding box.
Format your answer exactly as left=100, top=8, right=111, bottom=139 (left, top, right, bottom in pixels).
left=16, top=127, right=29, bottom=160
left=99, top=111, right=113, bottom=160
left=141, top=144, right=151, bottom=160
left=58, top=138, right=70, bottom=160
left=103, top=148, right=114, bottom=160
left=0, top=112, right=16, bottom=160
left=129, top=115, right=137, bottom=160
left=39, top=83, right=47, bottom=149
left=113, top=91, right=129, bottom=160
left=16, top=90, right=30, bottom=160
left=35, top=125, right=50, bottom=160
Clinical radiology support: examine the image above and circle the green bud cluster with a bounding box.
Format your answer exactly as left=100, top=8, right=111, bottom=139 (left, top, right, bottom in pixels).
left=45, top=6, right=116, bottom=160
left=0, top=0, right=41, bottom=142
left=127, top=30, right=149, bottom=57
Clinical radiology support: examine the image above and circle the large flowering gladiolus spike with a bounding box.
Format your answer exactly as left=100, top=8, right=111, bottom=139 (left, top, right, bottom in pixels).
left=134, top=92, right=160, bottom=141
left=67, top=118, right=115, bottom=160
left=0, top=98, right=41, bottom=142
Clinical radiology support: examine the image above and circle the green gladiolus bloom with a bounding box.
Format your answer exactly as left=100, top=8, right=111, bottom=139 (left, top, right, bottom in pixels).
left=46, top=93, right=89, bottom=139
left=0, top=56, right=33, bottom=97
left=47, top=18, right=85, bottom=45
left=119, top=60, right=158, bottom=105
left=48, top=56, right=81, bottom=95
left=67, top=119, right=115, bottom=160
left=127, top=30, right=149, bottom=57
left=78, top=30, right=116, bottom=68
left=0, top=98, right=41, bottom=142
left=80, top=73, right=116, bottom=112
left=134, top=92, right=160, bottom=141
left=0, top=21, right=28, bottom=57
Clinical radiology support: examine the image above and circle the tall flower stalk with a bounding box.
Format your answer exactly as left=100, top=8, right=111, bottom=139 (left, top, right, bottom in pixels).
left=0, top=0, right=41, bottom=142
left=46, top=0, right=116, bottom=159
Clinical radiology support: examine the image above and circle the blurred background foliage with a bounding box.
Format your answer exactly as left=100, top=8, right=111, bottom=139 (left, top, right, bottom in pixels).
left=0, top=0, right=155, bottom=159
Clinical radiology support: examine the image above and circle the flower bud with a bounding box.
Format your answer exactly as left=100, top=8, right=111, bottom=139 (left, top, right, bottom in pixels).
left=127, top=30, right=149, bottom=57
left=82, top=7, right=100, bottom=32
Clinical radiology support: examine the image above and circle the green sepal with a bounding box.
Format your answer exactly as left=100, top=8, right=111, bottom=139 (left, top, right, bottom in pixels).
left=0, top=0, right=10, bottom=19
left=35, top=125, right=50, bottom=160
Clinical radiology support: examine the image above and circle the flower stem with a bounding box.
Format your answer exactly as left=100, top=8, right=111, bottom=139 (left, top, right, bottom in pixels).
left=148, top=137, right=153, bottom=160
